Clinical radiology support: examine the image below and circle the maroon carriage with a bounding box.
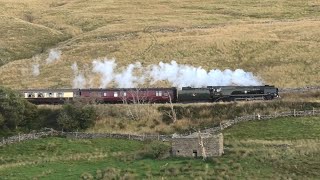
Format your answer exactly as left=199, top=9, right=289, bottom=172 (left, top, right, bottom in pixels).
left=79, top=88, right=177, bottom=103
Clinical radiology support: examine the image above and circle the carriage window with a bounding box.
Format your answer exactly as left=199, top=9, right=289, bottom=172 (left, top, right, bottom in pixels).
left=58, top=92, right=63, bottom=97
left=156, top=91, right=162, bottom=96
left=114, top=92, right=118, bottom=97
left=38, top=93, right=44, bottom=98
left=48, top=92, right=53, bottom=97
left=122, top=92, right=127, bottom=96
left=103, top=92, right=107, bottom=96
left=28, top=93, right=34, bottom=98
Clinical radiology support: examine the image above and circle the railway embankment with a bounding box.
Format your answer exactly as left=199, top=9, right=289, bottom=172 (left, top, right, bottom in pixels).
left=1, top=108, right=319, bottom=146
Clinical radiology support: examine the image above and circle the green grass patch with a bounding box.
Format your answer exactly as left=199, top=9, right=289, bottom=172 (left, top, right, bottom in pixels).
left=1, top=116, right=320, bottom=179
left=224, top=116, right=320, bottom=140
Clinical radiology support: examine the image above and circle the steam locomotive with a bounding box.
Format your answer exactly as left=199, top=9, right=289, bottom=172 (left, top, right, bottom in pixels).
left=20, top=85, right=279, bottom=104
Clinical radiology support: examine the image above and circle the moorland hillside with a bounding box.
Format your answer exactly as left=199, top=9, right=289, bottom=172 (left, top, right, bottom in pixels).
left=0, top=0, right=319, bottom=88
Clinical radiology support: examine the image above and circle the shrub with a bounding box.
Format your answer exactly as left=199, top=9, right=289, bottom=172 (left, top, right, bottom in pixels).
left=37, top=108, right=60, bottom=129
left=80, top=172, right=94, bottom=180
left=58, top=103, right=97, bottom=131
left=0, top=86, right=41, bottom=134
left=139, top=141, right=171, bottom=159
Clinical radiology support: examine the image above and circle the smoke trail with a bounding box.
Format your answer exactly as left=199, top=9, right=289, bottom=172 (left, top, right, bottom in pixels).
left=149, top=61, right=262, bottom=88
left=86, top=59, right=262, bottom=88
left=30, top=55, right=41, bottom=77
left=150, top=61, right=261, bottom=87
left=92, top=58, right=116, bottom=88
left=32, top=64, right=40, bottom=76
left=71, top=62, right=86, bottom=88
left=71, top=62, right=78, bottom=72
left=114, top=62, right=144, bottom=88
left=46, top=49, right=61, bottom=64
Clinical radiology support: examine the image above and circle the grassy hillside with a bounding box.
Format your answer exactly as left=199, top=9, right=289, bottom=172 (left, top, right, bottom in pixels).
left=0, top=116, right=319, bottom=179
left=0, top=0, right=319, bottom=88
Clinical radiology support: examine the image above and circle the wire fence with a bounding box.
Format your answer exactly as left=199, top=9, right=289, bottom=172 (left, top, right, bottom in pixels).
left=1, top=108, right=320, bottom=146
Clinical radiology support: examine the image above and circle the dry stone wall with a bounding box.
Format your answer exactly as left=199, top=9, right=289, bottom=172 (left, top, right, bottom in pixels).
left=1, top=108, right=319, bottom=146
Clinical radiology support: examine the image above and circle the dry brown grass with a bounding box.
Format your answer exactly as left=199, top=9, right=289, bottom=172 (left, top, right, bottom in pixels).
left=0, top=0, right=320, bottom=88
left=84, top=100, right=320, bottom=134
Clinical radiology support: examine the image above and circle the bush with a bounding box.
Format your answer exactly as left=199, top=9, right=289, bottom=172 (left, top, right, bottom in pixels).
left=37, top=108, right=60, bottom=129
left=139, top=141, right=171, bottom=159
left=58, top=102, right=97, bottom=131
left=0, top=86, right=40, bottom=134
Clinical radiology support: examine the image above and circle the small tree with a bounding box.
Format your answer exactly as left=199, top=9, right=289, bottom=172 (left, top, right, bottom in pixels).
left=163, top=92, right=177, bottom=123
left=57, top=106, right=79, bottom=131
left=0, top=86, right=39, bottom=131
left=19, top=101, right=39, bottom=130
left=58, top=103, right=96, bottom=131
left=121, top=88, right=149, bottom=121
left=0, top=88, right=24, bottom=130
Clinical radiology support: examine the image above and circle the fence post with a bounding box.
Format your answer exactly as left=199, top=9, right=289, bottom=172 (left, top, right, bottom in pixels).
left=143, top=133, right=145, bottom=141
left=294, top=109, right=296, bottom=117
left=254, top=113, right=256, bottom=120
left=274, top=112, right=277, bottom=118
left=158, top=134, right=160, bottom=141
left=128, top=134, right=130, bottom=140
left=2, top=137, right=4, bottom=145
left=313, top=107, right=315, bottom=116
left=76, top=130, right=78, bottom=138
left=18, top=133, right=21, bottom=142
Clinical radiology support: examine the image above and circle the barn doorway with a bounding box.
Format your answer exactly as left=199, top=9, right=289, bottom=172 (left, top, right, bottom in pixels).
left=193, top=150, right=198, bottom=158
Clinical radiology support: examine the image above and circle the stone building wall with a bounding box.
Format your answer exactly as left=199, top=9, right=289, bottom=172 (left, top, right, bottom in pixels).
left=172, top=133, right=223, bottom=157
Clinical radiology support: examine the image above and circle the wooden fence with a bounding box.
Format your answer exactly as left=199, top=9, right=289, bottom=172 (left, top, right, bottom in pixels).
left=1, top=108, right=320, bottom=146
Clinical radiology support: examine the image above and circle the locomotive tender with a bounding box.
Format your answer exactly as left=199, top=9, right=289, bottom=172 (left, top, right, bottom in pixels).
left=20, top=85, right=279, bottom=104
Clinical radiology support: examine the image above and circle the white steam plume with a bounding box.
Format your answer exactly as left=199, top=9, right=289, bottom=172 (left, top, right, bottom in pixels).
left=92, top=58, right=116, bottom=88
left=71, top=62, right=86, bottom=88
left=32, top=64, right=40, bottom=76
left=31, top=55, right=41, bottom=76
left=149, top=61, right=262, bottom=88
left=46, top=49, right=61, bottom=64
left=114, top=62, right=144, bottom=88
left=87, top=59, right=262, bottom=88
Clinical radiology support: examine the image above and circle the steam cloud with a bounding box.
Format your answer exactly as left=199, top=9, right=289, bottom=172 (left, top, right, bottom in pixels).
left=46, top=49, right=61, bottom=64
left=31, top=55, right=41, bottom=77
left=71, top=62, right=86, bottom=88
left=28, top=49, right=61, bottom=77
left=32, top=64, right=40, bottom=76
left=149, top=61, right=262, bottom=88
left=71, top=58, right=262, bottom=88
